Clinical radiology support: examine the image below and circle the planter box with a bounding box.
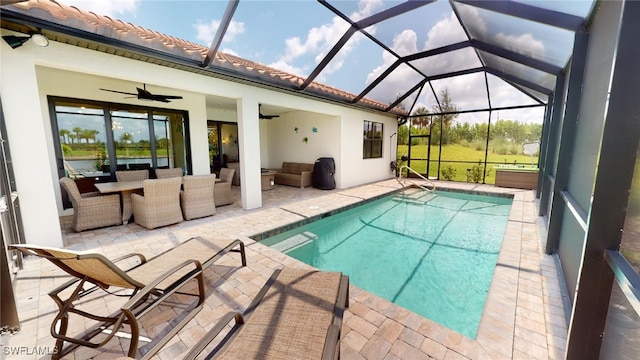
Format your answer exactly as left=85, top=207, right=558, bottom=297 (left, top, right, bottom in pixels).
left=495, top=168, right=539, bottom=190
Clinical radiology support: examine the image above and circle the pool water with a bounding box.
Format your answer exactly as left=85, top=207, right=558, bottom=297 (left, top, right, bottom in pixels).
left=261, top=189, right=512, bottom=339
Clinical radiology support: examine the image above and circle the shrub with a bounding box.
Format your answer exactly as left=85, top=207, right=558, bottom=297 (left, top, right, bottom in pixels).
left=441, top=166, right=457, bottom=181
left=468, top=161, right=486, bottom=183
left=472, top=140, right=485, bottom=151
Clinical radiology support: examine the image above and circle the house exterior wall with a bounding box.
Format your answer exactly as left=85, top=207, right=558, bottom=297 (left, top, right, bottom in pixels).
left=1, top=29, right=397, bottom=246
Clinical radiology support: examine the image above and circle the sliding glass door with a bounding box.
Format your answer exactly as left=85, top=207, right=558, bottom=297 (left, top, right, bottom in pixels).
left=50, top=97, right=190, bottom=207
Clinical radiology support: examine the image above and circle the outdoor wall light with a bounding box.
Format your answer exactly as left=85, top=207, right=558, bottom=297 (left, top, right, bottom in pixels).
left=2, top=33, right=49, bottom=49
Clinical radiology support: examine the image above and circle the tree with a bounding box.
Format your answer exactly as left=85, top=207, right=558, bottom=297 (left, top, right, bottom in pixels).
left=72, top=127, right=82, bottom=144
left=410, top=107, right=430, bottom=129
left=59, top=129, right=70, bottom=144
left=431, top=88, right=459, bottom=145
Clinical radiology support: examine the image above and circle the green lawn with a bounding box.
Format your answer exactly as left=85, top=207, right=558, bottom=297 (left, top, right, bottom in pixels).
left=398, top=144, right=538, bottom=184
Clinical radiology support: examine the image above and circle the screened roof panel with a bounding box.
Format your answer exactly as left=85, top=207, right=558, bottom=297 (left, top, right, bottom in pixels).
left=326, top=0, right=407, bottom=20
left=512, top=0, right=595, bottom=18
left=361, top=0, right=466, bottom=56
left=486, top=73, right=540, bottom=108
left=429, top=72, right=490, bottom=112
left=311, top=31, right=397, bottom=97
left=398, top=87, right=422, bottom=114
left=412, top=84, right=439, bottom=114
left=479, top=50, right=555, bottom=93
left=410, top=47, right=482, bottom=77
left=362, top=62, right=424, bottom=107
left=453, top=1, right=575, bottom=67
left=224, top=1, right=349, bottom=77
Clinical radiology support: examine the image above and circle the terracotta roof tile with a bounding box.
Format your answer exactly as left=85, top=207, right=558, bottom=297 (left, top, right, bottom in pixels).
left=6, top=0, right=406, bottom=115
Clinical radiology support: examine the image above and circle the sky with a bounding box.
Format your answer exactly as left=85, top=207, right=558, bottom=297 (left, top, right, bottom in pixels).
left=53, top=0, right=594, bottom=125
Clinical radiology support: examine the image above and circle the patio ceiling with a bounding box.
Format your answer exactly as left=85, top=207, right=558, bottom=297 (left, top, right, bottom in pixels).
left=0, top=0, right=596, bottom=117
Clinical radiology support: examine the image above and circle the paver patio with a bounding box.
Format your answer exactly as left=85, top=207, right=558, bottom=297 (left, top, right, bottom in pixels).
left=2, top=179, right=568, bottom=359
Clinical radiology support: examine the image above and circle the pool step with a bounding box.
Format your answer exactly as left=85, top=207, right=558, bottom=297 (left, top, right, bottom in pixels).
left=392, top=191, right=437, bottom=205
left=271, top=231, right=317, bottom=253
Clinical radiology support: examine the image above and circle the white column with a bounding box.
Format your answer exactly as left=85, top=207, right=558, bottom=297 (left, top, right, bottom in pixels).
left=236, top=97, right=262, bottom=209
left=1, top=40, right=63, bottom=247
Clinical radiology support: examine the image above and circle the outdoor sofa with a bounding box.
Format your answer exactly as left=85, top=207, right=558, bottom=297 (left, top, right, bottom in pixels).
left=274, top=161, right=314, bottom=188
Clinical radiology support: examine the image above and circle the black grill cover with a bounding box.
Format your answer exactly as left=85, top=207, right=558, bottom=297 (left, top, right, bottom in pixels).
left=313, top=157, right=335, bottom=190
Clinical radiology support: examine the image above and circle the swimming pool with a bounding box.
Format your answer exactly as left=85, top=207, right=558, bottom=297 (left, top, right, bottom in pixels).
left=261, top=189, right=513, bottom=338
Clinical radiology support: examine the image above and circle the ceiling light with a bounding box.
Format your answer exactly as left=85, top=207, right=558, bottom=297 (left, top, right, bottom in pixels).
left=30, top=33, right=49, bottom=47
left=2, top=33, right=49, bottom=49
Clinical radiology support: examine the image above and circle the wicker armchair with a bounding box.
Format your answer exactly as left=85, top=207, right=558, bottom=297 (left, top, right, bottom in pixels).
left=180, top=174, right=216, bottom=220
left=226, top=162, right=241, bottom=185
left=60, top=177, right=121, bottom=232
left=214, top=168, right=235, bottom=206
left=116, top=170, right=149, bottom=181
left=155, top=168, right=183, bottom=179
left=131, top=178, right=183, bottom=229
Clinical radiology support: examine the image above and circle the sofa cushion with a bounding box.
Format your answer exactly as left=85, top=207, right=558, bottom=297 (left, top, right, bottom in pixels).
left=281, top=162, right=314, bottom=175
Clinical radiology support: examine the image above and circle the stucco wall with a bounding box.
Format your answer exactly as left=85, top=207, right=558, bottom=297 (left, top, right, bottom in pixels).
left=1, top=29, right=397, bottom=246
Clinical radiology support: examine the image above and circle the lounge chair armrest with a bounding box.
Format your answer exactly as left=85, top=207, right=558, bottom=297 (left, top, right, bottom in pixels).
left=121, top=259, right=204, bottom=311
left=182, top=311, right=244, bottom=360
left=111, top=253, right=147, bottom=265
left=49, top=277, right=83, bottom=298
left=322, top=324, right=341, bottom=360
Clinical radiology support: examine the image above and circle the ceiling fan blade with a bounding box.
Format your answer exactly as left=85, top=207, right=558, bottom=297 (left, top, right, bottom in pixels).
left=149, top=96, right=171, bottom=103
left=154, top=95, right=183, bottom=99
left=100, top=88, right=137, bottom=96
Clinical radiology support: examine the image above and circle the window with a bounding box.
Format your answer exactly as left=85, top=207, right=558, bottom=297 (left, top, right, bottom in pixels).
left=363, top=120, right=383, bottom=159
left=51, top=97, right=190, bottom=207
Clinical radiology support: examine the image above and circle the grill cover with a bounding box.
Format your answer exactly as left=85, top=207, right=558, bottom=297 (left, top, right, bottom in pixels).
left=313, top=157, right=335, bottom=190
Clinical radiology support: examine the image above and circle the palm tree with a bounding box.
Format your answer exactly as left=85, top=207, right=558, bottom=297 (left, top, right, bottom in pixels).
left=59, top=129, right=70, bottom=144
left=411, top=107, right=430, bottom=129
left=72, top=127, right=82, bottom=144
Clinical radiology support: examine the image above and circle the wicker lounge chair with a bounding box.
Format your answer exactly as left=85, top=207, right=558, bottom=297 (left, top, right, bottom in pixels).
left=60, top=177, right=122, bottom=232
left=116, top=169, right=149, bottom=181
left=9, top=236, right=246, bottom=360
left=184, top=268, right=349, bottom=360
left=180, top=174, right=216, bottom=220
left=132, top=177, right=183, bottom=229
left=214, top=168, right=235, bottom=206
left=155, top=168, right=183, bottom=179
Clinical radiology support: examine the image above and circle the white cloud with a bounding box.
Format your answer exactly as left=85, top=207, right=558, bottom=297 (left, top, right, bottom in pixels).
left=423, top=12, right=468, bottom=50
left=55, top=0, right=139, bottom=17
left=269, top=0, right=382, bottom=76
left=494, top=32, right=545, bottom=59
left=267, top=59, right=306, bottom=77
left=194, top=19, right=245, bottom=45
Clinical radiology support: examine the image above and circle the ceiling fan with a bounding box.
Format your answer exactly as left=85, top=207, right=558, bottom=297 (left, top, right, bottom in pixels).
left=99, top=83, right=182, bottom=103
left=259, top=104, right=280, bottom=119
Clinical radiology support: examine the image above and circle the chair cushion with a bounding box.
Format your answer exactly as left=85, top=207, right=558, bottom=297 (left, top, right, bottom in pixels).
left=281, top=162, right=314, bottom=175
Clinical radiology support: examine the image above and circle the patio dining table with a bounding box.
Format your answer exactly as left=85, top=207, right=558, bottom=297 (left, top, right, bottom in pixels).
left=94, top=180, right=144, bottom=224
left=94, top=177, right=222, bottom=224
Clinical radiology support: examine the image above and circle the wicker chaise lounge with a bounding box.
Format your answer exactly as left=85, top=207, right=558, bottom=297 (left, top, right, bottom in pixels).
left=10, top=236, right=246, bottom=360
left=184, top=268, right=349, bottom=360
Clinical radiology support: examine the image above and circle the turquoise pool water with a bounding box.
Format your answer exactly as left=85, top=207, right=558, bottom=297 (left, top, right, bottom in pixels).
left=261, top=189, right=513, bottom=338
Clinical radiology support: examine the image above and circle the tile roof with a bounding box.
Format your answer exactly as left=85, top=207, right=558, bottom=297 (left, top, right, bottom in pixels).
left=3, top=0, right=406, bottom=115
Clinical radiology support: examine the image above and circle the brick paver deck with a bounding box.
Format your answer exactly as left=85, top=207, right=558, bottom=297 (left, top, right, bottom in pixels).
left=2, top=179, right=568, bottom=359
